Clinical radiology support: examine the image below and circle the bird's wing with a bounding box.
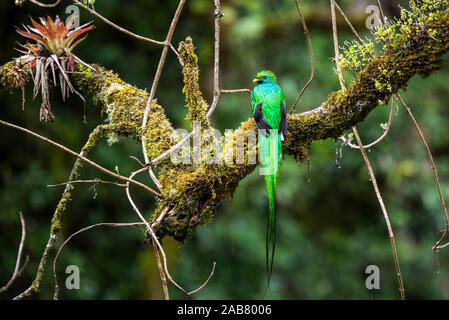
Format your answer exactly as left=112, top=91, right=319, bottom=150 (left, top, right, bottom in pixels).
left=280, top=100, right=287, bottom=140
left=254, top=103, right=272, bottom=137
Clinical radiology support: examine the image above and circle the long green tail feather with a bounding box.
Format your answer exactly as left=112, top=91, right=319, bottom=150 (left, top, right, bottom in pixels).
left=259, top=131, right=281, bottom=286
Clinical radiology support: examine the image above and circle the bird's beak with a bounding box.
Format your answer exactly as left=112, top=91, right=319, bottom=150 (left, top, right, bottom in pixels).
left=253, top=78, right=260, bottom=83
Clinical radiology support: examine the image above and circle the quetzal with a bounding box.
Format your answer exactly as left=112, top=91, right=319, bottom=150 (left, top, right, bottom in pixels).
left=251, top=70, right=287, bottom=284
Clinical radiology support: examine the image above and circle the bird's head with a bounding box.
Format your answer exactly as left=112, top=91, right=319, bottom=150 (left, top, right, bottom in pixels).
left=253, top=70, right=277, bottom=85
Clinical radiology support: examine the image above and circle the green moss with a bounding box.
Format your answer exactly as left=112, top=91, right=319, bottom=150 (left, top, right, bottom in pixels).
left=6, top=4, right=449, bottom=245
left=154, top=120, right=259, bottom=242
left=340, top=41, right=375, bottom=73
left=50, top=124, right=124, bottom=233
left=73, top=63, right=126, bottom=103
left=0, top=61, right=14, bottom=88
left=374, top=0, right=448, bottom=51
left=3, top=4, right=449, bottom=297
left=178, top=37, right=210, bottom=127
left=0, top=59, right=30, bottom=89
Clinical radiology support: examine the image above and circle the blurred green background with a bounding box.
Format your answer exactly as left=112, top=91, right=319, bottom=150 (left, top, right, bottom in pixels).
left=1, top=0, right=449, bottom=300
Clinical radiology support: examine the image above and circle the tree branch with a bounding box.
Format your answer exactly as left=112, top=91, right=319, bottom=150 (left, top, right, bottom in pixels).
left=1, top=6, right=449, bottom=243
left=0, top=212, right=28, bottom=294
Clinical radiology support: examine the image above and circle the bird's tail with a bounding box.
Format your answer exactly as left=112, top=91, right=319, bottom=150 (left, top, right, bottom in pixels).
left=259, top=130, right=281, bottom=286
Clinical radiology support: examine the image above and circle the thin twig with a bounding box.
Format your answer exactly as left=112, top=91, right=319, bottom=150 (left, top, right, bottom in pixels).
left=47, top=178, right=127, bottom=188
left=150, top=0, right=223, bottom=165
left=52, top=221, right=146, bottom=299
left=126, top=168, right=215, bottom=297
left=0, top=119, right=162, bottom=197
left=148, top=163, right=162, bottom=190
left=0, top=212, right=28, bottom=294
left=71, top=0, right=183, bottom=65
left=334, top=2, right=365, bottom=45
left=28, top=0, right=62, bottom=7
left=341, top=97, right=395, bottom=149
left=129, top=156, right=146, bottom=167
left=152, top=238, right=170, bottom=300
left=187, top=262, right=216, bottom=296
left=152, top=206, right=171, bottom=228
left=289, top=0, right=315, bottom=114
left=14, top=124, right=119, bottom=300
left=376, top=0, right=387, bottom=25
left=353, top=126, right=405, bottom=300
left=150, top=206, right=171, bottom=299
left=330, top=0, right=405, bottom=300
left=330, top=2, right=345, bottom=89
left=396, top=95, right=449, bottom=251
left=220, top=89, right=251, bottom=94
left=126, top=168, right=187, bottom=294
left=205, top=0, right=222, bottom=120
left=151, top=127, right=195, bottom=165
left=128, top=156, right=161, bottom=189
left=437, top=242, right=449, bottom=249
left=141, top=0, right=186, bottom=187
left=72, top=0, right=165, bottom=46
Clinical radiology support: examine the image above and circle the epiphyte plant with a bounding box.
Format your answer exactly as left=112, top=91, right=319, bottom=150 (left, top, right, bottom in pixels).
left=16, top=16, right=95, bottom=121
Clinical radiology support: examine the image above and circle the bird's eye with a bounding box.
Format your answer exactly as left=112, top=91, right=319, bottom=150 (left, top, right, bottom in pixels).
left=263, top=76, right=267, bottom=80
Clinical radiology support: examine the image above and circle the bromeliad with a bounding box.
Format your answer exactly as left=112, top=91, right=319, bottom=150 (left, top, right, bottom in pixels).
left=251, top=70, right=287, bottom=285
left=15, top=16, right=95, bottom=121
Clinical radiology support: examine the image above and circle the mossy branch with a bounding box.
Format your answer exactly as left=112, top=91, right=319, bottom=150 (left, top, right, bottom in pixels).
left=179, top=36, right=210, bottom=127
left=13, top=123, right=128, bottom=298
left=1, top=7, right=449, bottom=243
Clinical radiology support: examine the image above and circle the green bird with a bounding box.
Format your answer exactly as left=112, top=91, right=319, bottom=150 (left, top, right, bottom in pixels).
left=251, top=70, right=287, bottom=285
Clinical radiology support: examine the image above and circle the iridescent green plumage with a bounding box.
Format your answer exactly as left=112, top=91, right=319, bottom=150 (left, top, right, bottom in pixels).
left=250, top=70, right=287, bottom=285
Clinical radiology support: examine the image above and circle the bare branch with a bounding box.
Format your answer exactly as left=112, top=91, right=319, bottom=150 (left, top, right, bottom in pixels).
left=151, top=128, right=195, bottom=165
left=0, top=212, right=28, bottom=294
left=0, top=119, right=162, bottom=198
left=396, top=95, right=449, bottom=251
left=330, top=0, right=405, bottom=300
left=334, top=2, right=366, bottom=45
left=152, top=239, right=170, bottom=300
left=47, top=178, right=127, bottom=188
left=330, top=1, right=345, bottom=89
left=72, top=0, right=165, bottom=46
left=141, top=0, right=186, bottom=183
left=205, top=0, right=223, bottom=120
left=52, top=221, right=146, bottom=299
left=220, top=89, right=251, bottom=94
left=341, top=97, right=395, bottom=149
left=14, top=234, right=56, bottom=300
left=129, top=156, right=162, bottom=190
left=28, top=0, right=62, bottom=7
left=151, top=206, right=171, bottom=228
left=129, top=156, right=146, bottom=167
left=290, top=0, right=315, bottom=114
left=151, top=206, right=171, bottom=299
left=376, top=0, right=387, bottom=25
left=187, top=262, right=216, bottom=296
left=126, top=168, right=215, bottom=297
left=125, top=168, right=188, bottom=295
